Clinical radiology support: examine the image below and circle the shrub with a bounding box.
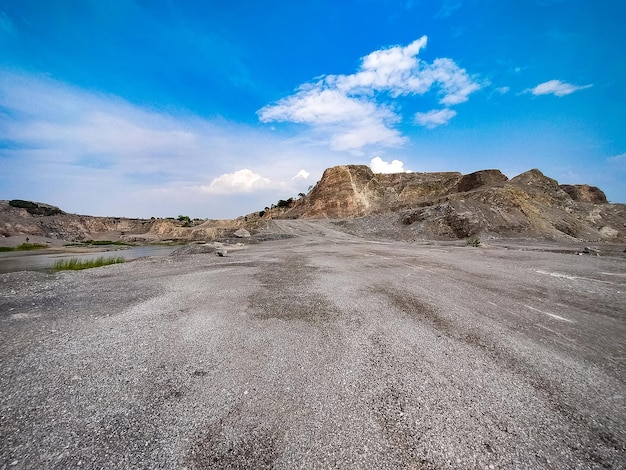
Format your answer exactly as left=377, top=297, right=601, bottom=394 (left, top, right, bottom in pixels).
left=467, top=236, right=481, bottom=247
left=9, top=200, right=62, bottom=216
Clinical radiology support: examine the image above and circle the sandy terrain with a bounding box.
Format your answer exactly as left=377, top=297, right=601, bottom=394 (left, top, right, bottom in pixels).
left=1, top=220, right=625, bottom=468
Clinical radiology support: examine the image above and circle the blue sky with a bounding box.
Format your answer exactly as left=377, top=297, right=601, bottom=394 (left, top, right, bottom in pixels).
left=1, top=0, right=624, bottom=218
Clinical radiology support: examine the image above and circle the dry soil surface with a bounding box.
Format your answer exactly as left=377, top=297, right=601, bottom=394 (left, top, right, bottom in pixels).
left=1, top=220, right=625, bottom=469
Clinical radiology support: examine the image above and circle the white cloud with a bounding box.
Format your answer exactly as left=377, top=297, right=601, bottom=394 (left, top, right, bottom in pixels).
left=258, top=36, right=480, bottom=150
left=201, top=169, right=284, bottom=194
left=293, top=169, right=310, bottom=180
left=0, top=72, right=337, bottom=218
left=430, top=58, right=481, bottom=105
left=370, top=157, right=410, bottom=174
left=494, top=86, right=510, bottom=95
left=260, top=87, right=373, bottom=125
left=258, top=84, right=404, bottom=151
left=332, top=37, right=429, bottom=96
left=414, top=108, right=457, bottom=128
left=529, top=80, right=592, bottom=97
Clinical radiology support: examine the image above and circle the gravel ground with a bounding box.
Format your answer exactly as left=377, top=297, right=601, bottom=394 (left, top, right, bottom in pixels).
left=1, top=220, right=625, bottom=469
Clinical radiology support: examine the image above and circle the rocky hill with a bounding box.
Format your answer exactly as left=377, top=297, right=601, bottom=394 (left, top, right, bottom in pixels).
left=0, top=200, right=256, bottom=245
left=2, top=166, right=624, bottom=245
left=270, top=165, right=625, bottom=242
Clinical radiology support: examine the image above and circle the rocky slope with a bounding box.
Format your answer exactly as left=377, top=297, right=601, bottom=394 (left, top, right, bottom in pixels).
left=270, top=165, right=625, bottom=242
left=2, top=166, right=624, bottom=244
left=0, top=200, right=258, bottom=245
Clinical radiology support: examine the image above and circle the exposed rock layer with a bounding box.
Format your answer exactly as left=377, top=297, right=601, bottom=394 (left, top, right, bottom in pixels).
left=272, top=165, right=625, bottom=242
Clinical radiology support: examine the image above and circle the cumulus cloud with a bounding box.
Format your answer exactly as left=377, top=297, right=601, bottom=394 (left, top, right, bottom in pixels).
left=293, top=169, right=310, bottom=180
left=201, top=169, right=283, bottom=194
left=370, top=157, right=410, bottom=174
left=258, top=86, right=405, bottom=151
left=258, top=36, right=480, bottom=151
left=414, top=108, right=457, bottom=128
left=529, top=79, right=592, bottom=97
left=331, top=37, right=429, bottom=96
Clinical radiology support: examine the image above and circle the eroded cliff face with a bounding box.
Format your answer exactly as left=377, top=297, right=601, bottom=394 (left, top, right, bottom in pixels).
left=294, top=165, right=381, bottom=218
left=273, top=166, right=625, bottom=242
left=281, top=165, right=464, bottom=218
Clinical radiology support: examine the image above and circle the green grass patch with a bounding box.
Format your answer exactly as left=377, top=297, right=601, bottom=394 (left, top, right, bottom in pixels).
left=85, top=240, right=129, bottom=246
left=17, top=243, right=49, bottom=250
left=63, top=240, right=130, bottom=247
left=52, top=256, right=126, bottom=271
left=0, top=243, right=49, bottom=252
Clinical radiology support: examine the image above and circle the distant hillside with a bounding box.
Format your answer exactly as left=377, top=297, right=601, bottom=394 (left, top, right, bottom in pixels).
left=2, top=166, right=624, bottom=245
left=0, top=200, right=254, bottom=244
left=267, top=165, right=625, bottom=242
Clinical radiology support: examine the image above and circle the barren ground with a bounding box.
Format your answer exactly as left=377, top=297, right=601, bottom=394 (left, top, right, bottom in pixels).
left=1, top=220, right=625, bottom=469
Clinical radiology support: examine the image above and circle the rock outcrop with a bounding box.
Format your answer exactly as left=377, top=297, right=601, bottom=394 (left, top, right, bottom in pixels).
left=559, top=184, right=608, bottom=204
left=270, top=166, right=625, bottom=242
left=456, top=169, right=508, bottom=193
left=278, top=165, right=463, bottom=219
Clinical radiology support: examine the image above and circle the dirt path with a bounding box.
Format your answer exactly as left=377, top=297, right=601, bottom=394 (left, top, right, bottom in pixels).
left=1, top=221, right=625, bottom=468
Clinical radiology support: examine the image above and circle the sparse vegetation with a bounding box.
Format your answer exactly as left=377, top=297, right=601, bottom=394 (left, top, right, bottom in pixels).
left=177, top=215, right=192, bottom=226
left=52, top=256, right=125, bottom=271
left=63, top=240, right=129, bottom=247
left=9, top=199, right=63, bottom=216
left=467, top=236, right=482, bottom=247
left=0, top=243, right=49, bottom=252
left=85, top=240, right=129, bottom=246
left=276, top=198, right=293, bottom=208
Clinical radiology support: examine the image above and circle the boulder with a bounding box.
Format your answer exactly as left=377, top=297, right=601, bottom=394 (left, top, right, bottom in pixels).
left=234, top=228, right=251, bottom=238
